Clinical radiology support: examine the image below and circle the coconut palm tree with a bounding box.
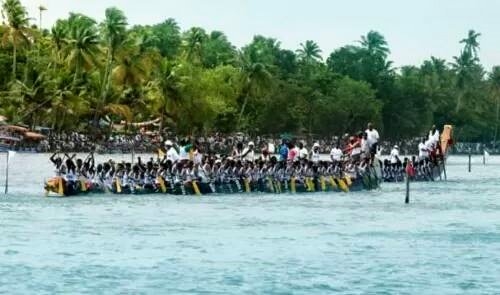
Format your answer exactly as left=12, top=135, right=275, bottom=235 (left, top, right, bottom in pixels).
left=460, top=29, right=481, bottom=60
left=50, top=19, right=70, bottom=69
left=359, top=30, right=390, bottom=58
left=63, top=13, right=100, bottom=83
left=182, top=27, right=207, bottom=63
left=296, top=40, right=322, bottom=63
left=145, top=59, right=187, bottom=132
left=237, top=50, right=272, bottom=128
left=1, top=0, right=31, bottom=79
left=100, top=7, right=127, bottom=102
left=202, top=30, right=236, bottom=68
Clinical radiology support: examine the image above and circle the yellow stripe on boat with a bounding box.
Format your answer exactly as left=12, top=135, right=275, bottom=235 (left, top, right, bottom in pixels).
left=320, top=176, right=326, bottom=192
left=157, top=177, right=166, bottom=193
left=345, top=176, right=352, bottom=186
left=116, top=178, right=122, bottom=193
left=192, top=181, right=201, bottom=196
left=244, top=178, right=251, bottom=193
left=58, top=177, right=64, bottom=196
left=267, top=177, right=274, bottom=193
left=308, top=178, right=315, bottom=192
left=338, top=178, right=349, bottom=192
left=275, top=180, right=282, bottom=194
left=329, top=176, right=337, bottom=189
left=79, top=177, right=87, bottom=192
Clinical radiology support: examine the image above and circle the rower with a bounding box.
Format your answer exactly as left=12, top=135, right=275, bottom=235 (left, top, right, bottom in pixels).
left=418, top=138, right=429, bottom=160
left=287, top=142, right=298, bottom=162
left=390, top=145, right=400, bottom=165
left=428, top=125, right=440, bottom=145
left=310, top=143, right=321, bottom=164
left=178, top=138, right=194, bottom=162
left=165, top=140, right=179, bottom=163
left=278, top=140, right=289, bottom=162
left=298, top=142, right=308, bottom=161
left=330, top=144, right=343, bottom=164
left=365, top=122, right=380, bottom=161
left=241, top=141, right=255, bottom=162
left=232, top=142, right=244, bottom=160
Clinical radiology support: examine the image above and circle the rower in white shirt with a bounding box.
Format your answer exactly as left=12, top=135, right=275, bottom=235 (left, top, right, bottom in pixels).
left=390, top=145, right=400, bottom=164
left=241, top=141, right=255, bottom=162
left=330, top=145, right=343, bottom=162
left=428, top=125, right=440, bottom=145
left=298, top=142, right=308, bottom=160
left=365, top=122, right=380, bottom=158
left=165, top=140, right=179, bottom=163
left=418, top=138, right=429, bottom=160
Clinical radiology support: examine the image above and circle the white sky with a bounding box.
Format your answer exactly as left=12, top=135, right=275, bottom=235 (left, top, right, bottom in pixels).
left=19, top=0, right=500, bottom=69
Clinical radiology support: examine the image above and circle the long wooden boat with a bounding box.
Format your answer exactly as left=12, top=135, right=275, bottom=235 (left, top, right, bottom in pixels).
left=44, top=168, right=381, bottom=197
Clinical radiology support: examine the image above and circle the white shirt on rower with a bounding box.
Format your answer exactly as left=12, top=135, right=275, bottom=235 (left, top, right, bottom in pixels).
left=179, top=145, right=191, bottom=161
left=299, top=147, right=308, bottom=160
left=390, top=148, right=399, bottom=164
left=428, top=129, right=440, bottom=145
left=193, top=150, right=203, bottom=165
left=361, top=138, right=370, bottom=154
left=241, top=147, right=255, bottom=162
left=330, top=147, right=343, bottom=161
left=311, top=149, right=320, bottom=163
left=166, top=147, right=179, bottom=163
left=365, top=128, right=380, bottom=146
left=418, top=142, right=429, bottom=159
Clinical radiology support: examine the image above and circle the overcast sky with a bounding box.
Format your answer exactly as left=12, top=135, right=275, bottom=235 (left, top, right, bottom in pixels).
left=19, top=0, right=500, bottom=69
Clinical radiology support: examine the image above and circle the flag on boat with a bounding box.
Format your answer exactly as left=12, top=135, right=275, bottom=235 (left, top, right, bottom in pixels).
left=7, top=150, right=16, bottom=161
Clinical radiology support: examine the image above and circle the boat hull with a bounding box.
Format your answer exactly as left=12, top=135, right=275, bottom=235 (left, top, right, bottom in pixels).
left=44, top=171, right=381, bottom=197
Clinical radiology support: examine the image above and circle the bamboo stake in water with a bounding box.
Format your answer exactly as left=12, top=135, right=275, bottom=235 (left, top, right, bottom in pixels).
left=468, top=149, right=471, bottom=173
left=4, top=152, right=9, bottom=194
left=405, top=172, right=410, bottom=204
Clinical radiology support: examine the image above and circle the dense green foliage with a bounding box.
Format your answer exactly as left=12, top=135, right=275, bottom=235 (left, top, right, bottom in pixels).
left=0, top=1, right=499, bottom=141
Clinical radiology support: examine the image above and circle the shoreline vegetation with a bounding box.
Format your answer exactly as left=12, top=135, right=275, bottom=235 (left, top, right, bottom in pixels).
left=0, top=0, right=499, bottom=145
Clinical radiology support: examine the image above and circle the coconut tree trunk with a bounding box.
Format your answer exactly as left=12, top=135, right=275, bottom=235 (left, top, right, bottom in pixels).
left=12, top=43, right=17, bottom=80
left=238, top=94, right=250, bottom=128
left=73, top=55, right=81, bottom=84
left=455, top=92, right=462, bottom=114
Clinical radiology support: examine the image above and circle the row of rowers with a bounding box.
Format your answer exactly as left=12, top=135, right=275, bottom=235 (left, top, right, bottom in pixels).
left=162, top=123, right=381, bottom=164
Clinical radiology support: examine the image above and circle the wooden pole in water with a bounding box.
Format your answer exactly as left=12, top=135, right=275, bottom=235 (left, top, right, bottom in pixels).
left=405, top=173, right=410, bottom=204
left=4, top=152, right=9, bottom=194
left=468, top=149, right=471, bottom=173
left=442, top=159, right=447, bottom=181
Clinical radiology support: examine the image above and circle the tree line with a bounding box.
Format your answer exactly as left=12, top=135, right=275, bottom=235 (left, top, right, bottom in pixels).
left=1, top=0, right=499, bottom=142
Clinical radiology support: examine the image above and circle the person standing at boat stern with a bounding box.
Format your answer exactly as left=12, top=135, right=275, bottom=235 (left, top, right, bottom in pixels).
left=165, top=140, right=179, bottom=163
left=365, top=122, right=380, bottom=162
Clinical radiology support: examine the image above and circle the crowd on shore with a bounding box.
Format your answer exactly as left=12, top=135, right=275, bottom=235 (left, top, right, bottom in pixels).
left=5, top=126, right=498, bottom=155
